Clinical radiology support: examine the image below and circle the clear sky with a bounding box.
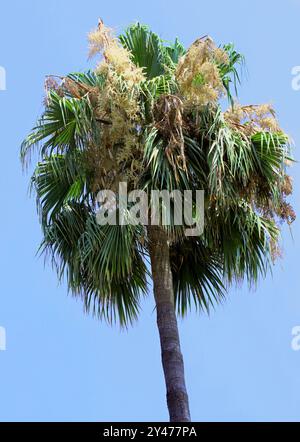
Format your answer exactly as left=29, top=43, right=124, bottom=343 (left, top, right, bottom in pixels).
left=0, top=0, right=300, bottom=422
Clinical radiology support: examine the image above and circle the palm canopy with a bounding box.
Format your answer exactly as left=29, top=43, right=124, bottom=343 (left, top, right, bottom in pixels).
left=21, top=21, right=295, bottom=326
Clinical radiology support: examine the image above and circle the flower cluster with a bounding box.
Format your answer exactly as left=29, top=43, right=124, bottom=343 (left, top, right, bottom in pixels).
left=87, top=20, right=146, bottom=188
left=176, top=37, right=228, bottom=107
left=225, top=104, right=281, bottom=135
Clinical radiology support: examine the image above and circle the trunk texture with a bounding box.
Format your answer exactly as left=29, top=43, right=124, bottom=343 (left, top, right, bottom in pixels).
left=148, top=226, right=191, bottom=422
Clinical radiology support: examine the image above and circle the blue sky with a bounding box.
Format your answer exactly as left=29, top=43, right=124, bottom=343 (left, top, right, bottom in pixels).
left=0, top=0, right=300, bottom=422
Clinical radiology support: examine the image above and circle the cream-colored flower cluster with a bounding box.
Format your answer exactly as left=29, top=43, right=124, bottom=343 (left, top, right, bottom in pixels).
left=87, top=21, right=145, bottom=189
left=176, top=37, right=229, bottom=107
left=224, top=104, right=281, bottom=135
left=88, top=20, right=145, bottom=86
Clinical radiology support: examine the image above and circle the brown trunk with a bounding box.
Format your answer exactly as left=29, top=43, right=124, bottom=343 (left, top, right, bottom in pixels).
left=148, top=226, right=191, bottom=422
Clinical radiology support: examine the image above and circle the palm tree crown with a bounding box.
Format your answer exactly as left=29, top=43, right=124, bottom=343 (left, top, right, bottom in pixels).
left=21, top=21, right=295, bottom=326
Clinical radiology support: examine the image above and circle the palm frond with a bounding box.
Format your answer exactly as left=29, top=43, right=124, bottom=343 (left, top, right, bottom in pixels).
left=119, top=23, right=176, bottom=79
left=42, top=204, right=148, bottom=327
left=171, top=238, right=225, bottom=315
left=21, top=91, right=94, bottom=165
left=31, top=153, right=88, bottom=224
left=219, top=43, right=245, bottom=106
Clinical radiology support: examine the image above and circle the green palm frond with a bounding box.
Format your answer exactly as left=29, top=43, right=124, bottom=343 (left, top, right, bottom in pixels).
left=171, top=238, right=225, bottom=315
left=219, top=43, right=245, bottom=106
left=67, top=70, right=105, bottom=88
left=21, top=91, right=94, bottom=164
left=42, top=204, right=148, bottom=326
left=197, top=107, right=254, bottom=197
left=142, top=74, right=177, bottom=100
left=252, top=132, right=290, bottom=177
left=119, top=23, right=181, bottom=79
left=31, top=153, right=88, bottom=224
left=211, top=202, right=279, bottom=283
left=165, top=37, right=186, bottom=64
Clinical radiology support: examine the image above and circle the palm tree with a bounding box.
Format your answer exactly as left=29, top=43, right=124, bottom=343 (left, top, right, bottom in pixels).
left=21, top=21, right=295, bottom=422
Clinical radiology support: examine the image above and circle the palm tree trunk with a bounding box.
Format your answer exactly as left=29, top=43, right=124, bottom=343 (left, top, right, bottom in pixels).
left=148, top=226, right=191, bottom=422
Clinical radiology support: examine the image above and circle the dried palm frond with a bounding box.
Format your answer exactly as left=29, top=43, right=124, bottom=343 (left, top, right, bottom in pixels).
left=153, top=94, right=187, bottom=177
